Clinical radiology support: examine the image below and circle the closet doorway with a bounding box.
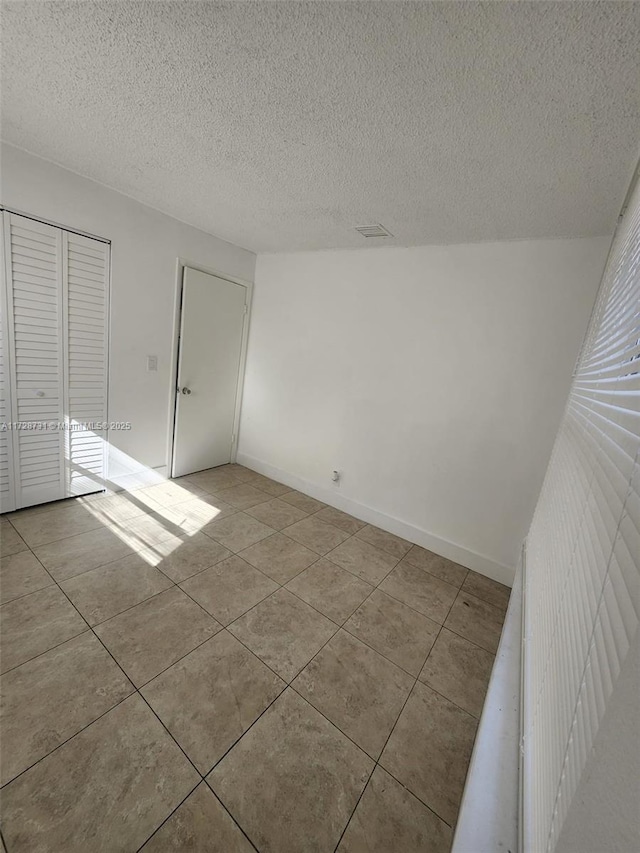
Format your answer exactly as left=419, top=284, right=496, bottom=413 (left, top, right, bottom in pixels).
left=0, top=211, right=109, bottom=512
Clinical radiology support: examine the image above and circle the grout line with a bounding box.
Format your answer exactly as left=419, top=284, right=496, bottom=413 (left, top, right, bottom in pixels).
left=1, top=466, right=504, bottom=849
left=132, top=780, right=204, bottom=853
left=334, top=570, right=477, bottom=845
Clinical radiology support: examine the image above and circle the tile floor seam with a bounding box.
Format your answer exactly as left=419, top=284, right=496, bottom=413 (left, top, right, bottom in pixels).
left=0, top=679, right=137, bottom=791
left=424, top=621, right=501, bottom=658
left=0, top=544, right=475, bottom=767
left=2, top=555, right=210, bottom=796
left=184, top=677, right=289, bottom=778
left=132, top=779, right=204, bottom=853
left=2, top=470, right=505, bottom=852
left=28, top=543, right=161, bottom=586
left=137, top=780, right=261, bottom=853
left=0, top=549, right=58, bottom=606
left=104, top=616, right=225, bottom=692
left=329, top=624, right=455, bottom=851
left=201, top=778, right=263, bottom=853
left=59, top=568, right=211, bottom=786
left=1, top=534, right=483, bottom=680
left=65, top=577, right=178, bottom=629
left=176, top=583, right=297, bottom=686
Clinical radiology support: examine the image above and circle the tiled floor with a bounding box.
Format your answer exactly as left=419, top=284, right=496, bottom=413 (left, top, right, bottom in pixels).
left=0, top=465, right=510, bottom=852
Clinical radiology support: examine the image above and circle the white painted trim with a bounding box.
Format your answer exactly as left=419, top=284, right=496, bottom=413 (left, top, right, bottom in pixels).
left=236, top=451, right=515, bottom=586
left=166, top=259, right=253, bottom=477
left=0, top=205, right=110, bottom=244
left=452, top=557, right=522, bottom=852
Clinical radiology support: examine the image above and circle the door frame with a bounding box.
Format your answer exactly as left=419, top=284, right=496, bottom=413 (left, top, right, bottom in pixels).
left=167, top=258, right=253, bottom=479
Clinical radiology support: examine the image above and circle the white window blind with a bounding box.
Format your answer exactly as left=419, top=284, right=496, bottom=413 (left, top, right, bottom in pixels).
left=523, top=173, right=640, bottom=851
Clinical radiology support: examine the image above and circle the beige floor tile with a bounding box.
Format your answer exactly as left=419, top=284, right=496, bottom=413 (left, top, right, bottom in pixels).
left=462, top=570, right=511, bottom=612
left=327, top=537, right=399, bottom=585
left=142, top=631, right=284, bottom=773
left=187, top=467, right=246, bottom=494
left=419, top=628, right=495, bottom=717
left=344, top=589, right=440, bottom=676
left=94, top=587, right=220, bottom=687
left=0, top=586, right=87, bottom=673
left=280, top=490, right=327, bottom=514
left=218, top=464, right=256, bottom=483
left=1, top=694, right=199, bottom=853
left=33, top=526, right=136, bottom=581
left=202, top=511, right=275, bottom=552
left=228, top=588, right=336, bottom=681
left=380, top=682, right=477, bottom=826
left=135, top=479, right=208, bottom=508
left=313, top=506, right=366, bottom=535
left=0, top=549, right=53, bottom=604
left=157, top=495, right=238, bottom=532
left=337, top=766, right=452, bottom=853
left=60, top=554, right=173, bottom=626
left=283, top=515, right=350, bottom=555
left=215, top=483, right=272, bottom=510
left=293, top=630, right=413, bottom=759
left=0, top=632, right=133, bottom=785
left=355, top=524, right=412, bottom=559
left=180, top=555, right=278, bottom=626
left=444, top=592, right=505, bottom=654
left=139, top=532, right=232, bottom=583
left=108, top=511, right=187, bottom=550
left=8, top=503, right=106, bottom=547
left=245, top=497, right=308, bottom=530
left=239, top=532, right=318, bottom=583
left=0, top=521, right=28, bottom=557
left=402, top=546, right=468, bottom=588
left=75, top=491, right=150, bottom=525
left=141, top=784, right=254, bottom=852
left=379, top=562, right=458, bottom=624
left=242, top=472, right=291, bottom=497
left=286, top=558, right=373, bottom=623
left=208, top=689, right=373, bottom=853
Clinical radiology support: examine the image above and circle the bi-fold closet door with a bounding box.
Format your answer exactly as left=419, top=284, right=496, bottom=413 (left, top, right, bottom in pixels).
left=0, top=211, right=109, bottom=512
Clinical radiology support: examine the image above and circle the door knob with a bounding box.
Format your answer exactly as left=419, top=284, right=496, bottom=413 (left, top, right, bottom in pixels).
left=181, top=387, right=192, bottom=395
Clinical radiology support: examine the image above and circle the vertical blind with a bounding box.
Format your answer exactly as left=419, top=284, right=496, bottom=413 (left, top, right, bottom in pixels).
left=523, top=173, right=640, bottom=851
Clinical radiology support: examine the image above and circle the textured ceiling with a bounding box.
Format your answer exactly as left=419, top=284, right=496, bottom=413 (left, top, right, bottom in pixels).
left=2, top=1, right=640, bottom=252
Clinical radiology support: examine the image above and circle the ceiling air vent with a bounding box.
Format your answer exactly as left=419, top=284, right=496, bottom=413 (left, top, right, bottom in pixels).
left=354, top=223, right=393, bottom=238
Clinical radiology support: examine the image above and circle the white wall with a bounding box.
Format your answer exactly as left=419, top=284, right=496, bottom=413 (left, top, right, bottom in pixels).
left=1, top=144, right=255, bottom=484
left=239, top=238, right=610, bottom=582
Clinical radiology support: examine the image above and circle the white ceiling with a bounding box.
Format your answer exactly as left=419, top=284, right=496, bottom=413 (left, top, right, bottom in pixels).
left=2, top=1, right=640, bottom=253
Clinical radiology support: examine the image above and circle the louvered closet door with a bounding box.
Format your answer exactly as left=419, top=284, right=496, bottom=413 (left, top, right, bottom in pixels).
left=3, top=213, right=66, bottom=508
left=2, top=212, right=109, bottom=509
left=0, top=237, right=15, bottom=512
left=64, top=231, right=109, bottom=497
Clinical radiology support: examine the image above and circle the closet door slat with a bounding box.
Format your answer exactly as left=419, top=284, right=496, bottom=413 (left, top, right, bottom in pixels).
left=64, top=231, right=109, bottom=498
left=4, top=213, right=66, bottom=507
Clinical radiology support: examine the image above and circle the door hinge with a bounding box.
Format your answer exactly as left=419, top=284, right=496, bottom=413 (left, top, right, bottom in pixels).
left=243, top=304, right=248, bottom=315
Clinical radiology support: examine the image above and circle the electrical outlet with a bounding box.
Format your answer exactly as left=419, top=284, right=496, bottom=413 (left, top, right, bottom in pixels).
left=332, top=470, right=341, bottom=483
left=146, top=355, right=158, bottom=372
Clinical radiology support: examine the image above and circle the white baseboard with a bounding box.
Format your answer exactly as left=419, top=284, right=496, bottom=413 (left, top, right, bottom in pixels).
left=236, top=452, right=515, bottom=587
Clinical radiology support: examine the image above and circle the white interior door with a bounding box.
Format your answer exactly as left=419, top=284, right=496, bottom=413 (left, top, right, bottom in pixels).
left=172, top=267, right=247, bottom=477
